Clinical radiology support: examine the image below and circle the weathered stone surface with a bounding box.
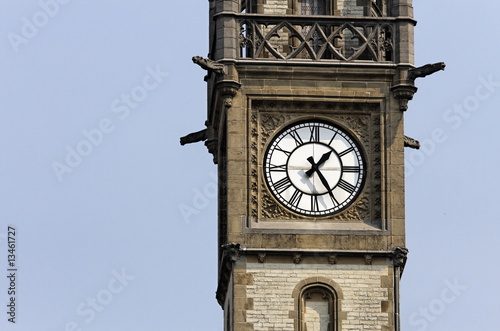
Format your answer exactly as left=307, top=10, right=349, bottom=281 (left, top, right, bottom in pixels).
left=202, top=1, right=418, bottom=330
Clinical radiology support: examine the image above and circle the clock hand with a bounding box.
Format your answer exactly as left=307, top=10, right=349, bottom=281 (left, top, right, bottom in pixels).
left=316, top=169, right=338, bottom=204
left=306, top=157, right=317, bottom=177
left=316, top=151, right=332, bottom=168
left=316, top=168, right=335, bottom=198
left=306, top=151, right=332, bottom=177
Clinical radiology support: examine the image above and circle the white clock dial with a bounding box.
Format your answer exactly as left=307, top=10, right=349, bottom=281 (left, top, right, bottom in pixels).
left=264, top=120, right=365, bottom=217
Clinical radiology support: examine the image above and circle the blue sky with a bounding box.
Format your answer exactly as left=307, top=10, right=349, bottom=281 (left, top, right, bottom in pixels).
left=0, top=1, right=499, bottom=330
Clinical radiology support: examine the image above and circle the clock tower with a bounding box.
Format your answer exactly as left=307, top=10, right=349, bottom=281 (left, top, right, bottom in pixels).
left=182, top=0, right=443, bottom=330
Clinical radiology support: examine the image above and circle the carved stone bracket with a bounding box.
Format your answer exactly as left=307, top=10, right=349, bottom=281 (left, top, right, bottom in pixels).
left=328, top=254, right=338, bottom=265
left=293, top=253, right=302, bottom=264
left=217, top=80, right=241, bottom=110
left=364, top=254, right=373, bottom=265
left=216, top=243, right=241, bottom=306
left=257, top=252, right=266, bottom=263
left=221, top=87, right=238, bottom=109
left=392, top=85, right=418, bottom=111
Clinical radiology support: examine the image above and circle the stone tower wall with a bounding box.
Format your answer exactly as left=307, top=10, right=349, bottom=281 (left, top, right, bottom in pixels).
left=233, top=258, right=394, bottom=330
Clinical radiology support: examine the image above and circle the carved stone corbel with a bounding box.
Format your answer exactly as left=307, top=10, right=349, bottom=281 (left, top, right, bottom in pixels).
left=293, top=253, right=302, bottom=264
left=364, top=254, right=373, bottom=265
left=328, top=254, right=338, bottom=265
left=257, top=252, right=266, bottom=263
left=220, top=83, right=240, bottom=109
left=392, top=85, right=418, bottom=111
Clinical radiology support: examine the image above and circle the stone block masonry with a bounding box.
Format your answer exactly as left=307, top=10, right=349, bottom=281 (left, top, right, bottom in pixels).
left=242, top=262, right=391, bottom=330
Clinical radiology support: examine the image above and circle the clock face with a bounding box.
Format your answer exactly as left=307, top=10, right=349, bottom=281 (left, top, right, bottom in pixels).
left=264, top=120, right=366, bottom=217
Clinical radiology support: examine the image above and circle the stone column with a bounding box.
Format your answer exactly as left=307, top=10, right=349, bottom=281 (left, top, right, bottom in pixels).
left=213, top=0, right=240, bottom=60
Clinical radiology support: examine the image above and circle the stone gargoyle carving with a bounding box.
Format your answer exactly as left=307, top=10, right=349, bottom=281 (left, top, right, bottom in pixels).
left=179, top=129, right=207, bottom=145
left=404, top=135, right=420, bottom=149
left=409, top=62, right=446, bottom=80
left=192, top=56, right=225, bottom=75
left=392, top=247, right=409, bottom=268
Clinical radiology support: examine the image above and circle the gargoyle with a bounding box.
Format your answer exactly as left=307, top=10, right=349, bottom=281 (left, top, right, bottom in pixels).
left=404, top=136, right=420, bottom=149
left=180, top=129, right=207, bottom=146
left=409, top=62, right=446, bottom=80
left=192, top=56, right=225, bottom=75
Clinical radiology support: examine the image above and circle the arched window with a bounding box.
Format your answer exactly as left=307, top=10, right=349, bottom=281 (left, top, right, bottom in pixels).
left=300, top=285, right=337, bottom=331
left=293, top=278, right=343, bottom=331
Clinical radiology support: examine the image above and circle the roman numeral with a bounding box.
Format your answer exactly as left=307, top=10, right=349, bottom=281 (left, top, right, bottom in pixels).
left=269, top=164, right=287, bottom=172
left=311, top=195, right=319, bottom=212
left=309, top=126, right=320, bottom=142
left=328, top=192, right=339, bottom=206
left=273, top=177, right=292, bottom=193
left=337, top=179, right=355, bottom=194
left=338, top=147, right=354, bottom=157
left=343, top=166, right=361, bottom=173
left=289, top=131, right=303, bottom=146
left=327, top=132, right=338, bottom=146
left=275, top=146, right=291, bottom=156
left=289, top=189, right=303, bottom=205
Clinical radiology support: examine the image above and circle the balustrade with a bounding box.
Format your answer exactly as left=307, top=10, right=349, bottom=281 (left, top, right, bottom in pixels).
left=238, top=15, right=394, bottom=62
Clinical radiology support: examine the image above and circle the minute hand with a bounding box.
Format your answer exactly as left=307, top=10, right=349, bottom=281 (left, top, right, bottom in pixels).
left=315, top=168, right=334, bottom=198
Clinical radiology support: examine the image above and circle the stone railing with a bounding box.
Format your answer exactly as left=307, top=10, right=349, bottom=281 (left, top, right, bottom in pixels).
left=238, top=14, right=395, bottom=62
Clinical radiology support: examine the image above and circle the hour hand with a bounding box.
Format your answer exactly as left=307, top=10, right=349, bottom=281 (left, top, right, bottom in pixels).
left=306, top=151, right=332, bottom=177
left=306, top=157, right=316, bottom=177
left=316, top=151, right=332, bottom=167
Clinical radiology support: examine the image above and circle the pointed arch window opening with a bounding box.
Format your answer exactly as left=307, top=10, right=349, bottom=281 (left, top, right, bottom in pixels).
left=297, top=0, right=329, bottom=56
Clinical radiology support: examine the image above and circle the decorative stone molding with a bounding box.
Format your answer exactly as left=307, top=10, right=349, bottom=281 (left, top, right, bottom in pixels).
left=239, top=16, right=395, bottom=62
left=249, top=100, right=381, bottom=225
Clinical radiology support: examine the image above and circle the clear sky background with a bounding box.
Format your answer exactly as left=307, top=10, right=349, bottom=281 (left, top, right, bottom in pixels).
left=0, top=1, right=499, bottom=330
